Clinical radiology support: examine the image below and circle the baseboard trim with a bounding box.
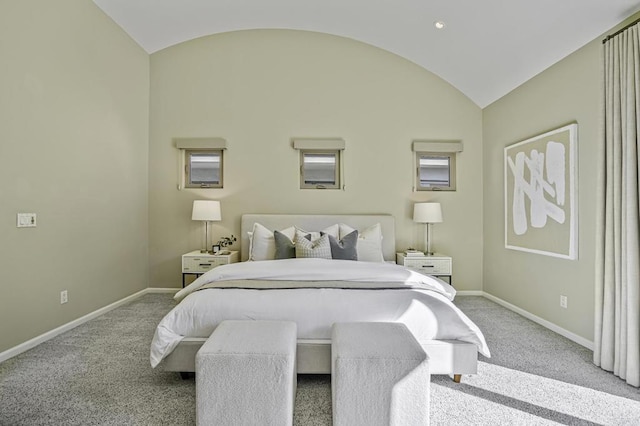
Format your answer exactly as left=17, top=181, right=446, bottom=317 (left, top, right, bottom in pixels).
left=482, top=292, right=594, bottom=350
left=147, top=287, right=181, bottom=294
left=0, top=287, right=179, bottom=364
left=0, top=286, right=593, bottom=364
left=456, top=290, right=484, bottom=296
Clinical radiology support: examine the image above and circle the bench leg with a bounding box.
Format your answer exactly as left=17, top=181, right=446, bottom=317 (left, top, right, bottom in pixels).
left=179, top=371, right=194, bottom=380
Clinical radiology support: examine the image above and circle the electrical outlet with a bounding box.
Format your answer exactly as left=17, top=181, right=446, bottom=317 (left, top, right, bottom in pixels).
left=60, top=290, right=68, bottom=304
left=17, top=213, right=37, bottom=228
left=560, top=295, right=568, bottom=309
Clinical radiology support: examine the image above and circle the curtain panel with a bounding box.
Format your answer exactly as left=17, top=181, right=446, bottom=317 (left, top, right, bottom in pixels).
left=595, top=23, right=640, bottom=387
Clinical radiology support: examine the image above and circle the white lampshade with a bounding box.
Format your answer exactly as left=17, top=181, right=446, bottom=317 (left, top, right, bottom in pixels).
left=413, top=202, right=443, bottom=224
left=192, top=200, right=221, bottom=221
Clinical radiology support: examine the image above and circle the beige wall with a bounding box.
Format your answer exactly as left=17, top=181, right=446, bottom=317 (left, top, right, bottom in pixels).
left=6, top=4, right=634, bottom=357
left=0, top=1, right=149, bottom=353
left=149, top=30, right=484, bottom=290
left=482, top=14, right=640, bottom=343
left=483, top=50, right=598, bottom=342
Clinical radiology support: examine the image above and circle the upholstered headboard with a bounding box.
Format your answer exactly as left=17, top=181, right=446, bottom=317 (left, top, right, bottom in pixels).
left=240, top=214, right=396, bottom=262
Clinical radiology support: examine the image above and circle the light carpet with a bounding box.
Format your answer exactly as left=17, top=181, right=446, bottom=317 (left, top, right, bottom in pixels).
left=1, top=294, right=639, bottom=425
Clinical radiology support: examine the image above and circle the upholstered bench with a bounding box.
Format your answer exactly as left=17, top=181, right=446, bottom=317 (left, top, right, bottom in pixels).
left=196, top=320, right=297, bottom=426
left=331, top=322, right=430, bottom=426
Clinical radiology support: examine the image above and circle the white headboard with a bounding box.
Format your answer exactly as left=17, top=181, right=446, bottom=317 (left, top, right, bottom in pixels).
left=240, top=214, right=396, bottom=262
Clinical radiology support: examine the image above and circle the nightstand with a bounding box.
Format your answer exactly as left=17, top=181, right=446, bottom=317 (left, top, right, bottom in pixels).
left=181, top=250, right=239, bottom=287
left=396, top=252, right=453, bottom=285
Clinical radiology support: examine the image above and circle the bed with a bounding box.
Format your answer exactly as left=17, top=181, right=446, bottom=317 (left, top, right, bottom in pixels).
left=151, top=214, right=490, bottom=381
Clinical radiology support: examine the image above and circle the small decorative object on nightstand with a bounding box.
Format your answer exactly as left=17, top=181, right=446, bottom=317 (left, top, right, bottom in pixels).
left=396, top=252, right=453, bottom=285
left=181, top=250, right=239, bottom=287
left=213, top=235, right=237, bottom=254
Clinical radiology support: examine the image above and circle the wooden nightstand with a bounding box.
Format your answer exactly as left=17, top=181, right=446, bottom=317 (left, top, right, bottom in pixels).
left=396, top=252, right=453, bottom=285
left=181, top=250, right=239, bottom=287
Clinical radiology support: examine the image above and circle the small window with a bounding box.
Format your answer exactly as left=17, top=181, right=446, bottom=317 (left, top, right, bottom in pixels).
left=416, top=152, right=456, bottom=191
left=300, top=150, right=340, bottom=189
left=185, top=149, right=223, bottom=188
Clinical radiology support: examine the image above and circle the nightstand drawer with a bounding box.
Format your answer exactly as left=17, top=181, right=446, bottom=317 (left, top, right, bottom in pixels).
left=181, top=250, right=239, bottom=287
left=183, top=256, right=228, bottom=273
left=397, top=253, right=452, bottom=275
left=403, top=258, right=451, bottom=274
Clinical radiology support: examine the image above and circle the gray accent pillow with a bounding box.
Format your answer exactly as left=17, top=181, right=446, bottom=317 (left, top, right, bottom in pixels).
left=328, top=230, right=358, bottom=260
left=274, top=230, right=296, bottom=259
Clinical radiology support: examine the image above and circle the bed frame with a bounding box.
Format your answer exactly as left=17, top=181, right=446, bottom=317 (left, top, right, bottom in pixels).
left=159, top=214, right=478, bottom=382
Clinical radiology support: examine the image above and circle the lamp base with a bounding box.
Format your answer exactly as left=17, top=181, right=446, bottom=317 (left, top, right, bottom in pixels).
left=200, top=221, right=211, bottom=254
left=425, top=223, right=436, bottom=257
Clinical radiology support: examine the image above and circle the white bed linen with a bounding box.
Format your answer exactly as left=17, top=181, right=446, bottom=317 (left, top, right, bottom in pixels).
left=174, top=258, right=456, bottom=301
left=150, top=259, right=490, bottom=367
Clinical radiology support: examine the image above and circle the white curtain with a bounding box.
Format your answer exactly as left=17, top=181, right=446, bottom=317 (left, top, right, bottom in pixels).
left=595, top=23, right=640, bottom=387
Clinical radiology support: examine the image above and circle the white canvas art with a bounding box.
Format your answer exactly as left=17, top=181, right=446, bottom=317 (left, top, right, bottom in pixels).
left=504, top=124, right=577, bottom=259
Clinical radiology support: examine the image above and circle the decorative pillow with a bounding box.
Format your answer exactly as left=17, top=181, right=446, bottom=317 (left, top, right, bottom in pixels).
left=294, top=230, right=332, bottom=259
left=328, top=230, right=358, bottom=260
left=249, top=223, right=295, bottom=261
left=338, top=223, right=384, bottom=262
left=274, top=230, right=296, bottom=259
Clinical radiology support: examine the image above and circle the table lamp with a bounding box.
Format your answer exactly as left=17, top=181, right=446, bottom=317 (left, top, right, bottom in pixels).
left=413, top=202, right=443, bottom=256
left=192, top=200, right=221, bottom=253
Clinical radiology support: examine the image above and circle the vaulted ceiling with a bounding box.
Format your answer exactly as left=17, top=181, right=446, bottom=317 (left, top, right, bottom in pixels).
left=93, top=0, right=640, bottom=107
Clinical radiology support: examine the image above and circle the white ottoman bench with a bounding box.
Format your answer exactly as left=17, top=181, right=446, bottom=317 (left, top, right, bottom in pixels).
left=196, top=320, right=297, bottom=426
left=331, top=322, right=430, bottom=426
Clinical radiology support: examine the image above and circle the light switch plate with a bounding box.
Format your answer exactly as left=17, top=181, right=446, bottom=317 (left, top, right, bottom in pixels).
left=17, top=213, right=37, bottom=227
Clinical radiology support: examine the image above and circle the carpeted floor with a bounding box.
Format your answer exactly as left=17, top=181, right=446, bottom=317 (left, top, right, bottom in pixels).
left=1, top=293, right=639, bottom=425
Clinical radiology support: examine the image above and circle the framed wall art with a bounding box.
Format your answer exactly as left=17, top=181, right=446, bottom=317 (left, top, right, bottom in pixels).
left=504, top=123, right=578, bottom=259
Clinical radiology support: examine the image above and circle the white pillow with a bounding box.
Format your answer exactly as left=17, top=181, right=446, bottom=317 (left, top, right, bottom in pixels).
left=249, top=223, right=296, bottom=261
left=338, top=223, right=384, bottom=262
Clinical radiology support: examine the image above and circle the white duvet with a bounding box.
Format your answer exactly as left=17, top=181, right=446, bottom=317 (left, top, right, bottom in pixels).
left=150, top=258, right=490, bottom=367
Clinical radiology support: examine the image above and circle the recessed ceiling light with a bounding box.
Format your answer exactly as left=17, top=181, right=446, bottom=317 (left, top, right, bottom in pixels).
left=434, top=21, right=446, bottom=30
